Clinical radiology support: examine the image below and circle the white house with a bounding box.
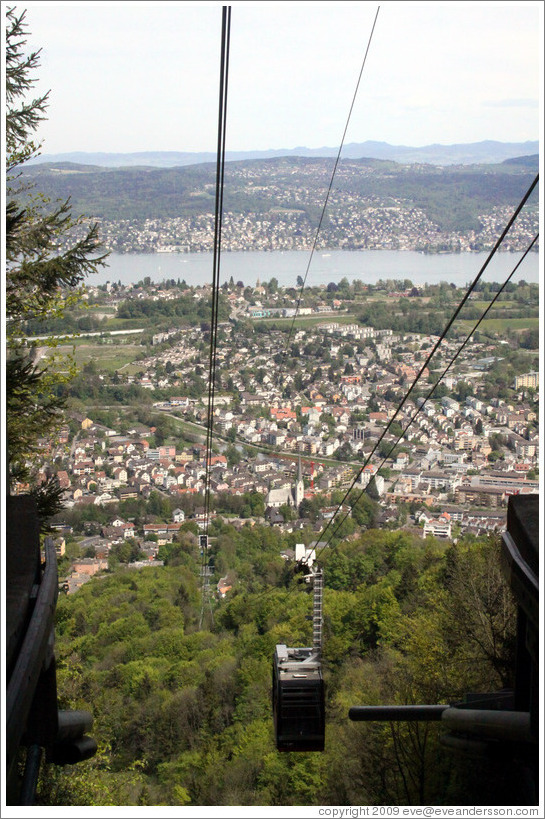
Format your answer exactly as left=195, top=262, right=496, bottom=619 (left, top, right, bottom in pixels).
left=423, top=514, right=452, bottom=539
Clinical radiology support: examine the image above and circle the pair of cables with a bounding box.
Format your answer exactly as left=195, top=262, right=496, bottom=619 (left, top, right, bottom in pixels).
left=311, top=175, right=538, bottom=563
left=203, top=5, right=231, bottom=536
left=200, top=6, right=231, bottom=629
left=247, top=210, right=538, bottom=607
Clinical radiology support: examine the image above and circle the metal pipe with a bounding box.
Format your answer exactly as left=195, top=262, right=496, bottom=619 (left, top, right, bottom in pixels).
left=349, top=705, right=448, bottom=722
left=20, top=744, right=42, bottom=805
left=348, top=705, right=535, bottom=745
left=6, top=539, right=58, bottom=776
left=56, top=710, right=94, bottom=743
left=441, top=707, right=534, bottom=744
left=49, top=735, right=98, bottom=766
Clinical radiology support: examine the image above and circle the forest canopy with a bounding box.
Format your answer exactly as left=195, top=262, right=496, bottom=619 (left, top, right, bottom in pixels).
left=37, top=526, right=520, bottom=807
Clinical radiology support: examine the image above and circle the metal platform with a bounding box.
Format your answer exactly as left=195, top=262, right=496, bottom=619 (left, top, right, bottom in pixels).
left=6, top=496, right=97, bottom=805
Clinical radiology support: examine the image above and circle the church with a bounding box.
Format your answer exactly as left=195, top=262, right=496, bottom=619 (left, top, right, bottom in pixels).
left=265, top=457, right=305, bottom=510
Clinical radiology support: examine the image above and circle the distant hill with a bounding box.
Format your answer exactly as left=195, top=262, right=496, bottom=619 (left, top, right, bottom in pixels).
left=19, top=154, right=539, bottom=238
left=27, top=139, right=539, bottom=169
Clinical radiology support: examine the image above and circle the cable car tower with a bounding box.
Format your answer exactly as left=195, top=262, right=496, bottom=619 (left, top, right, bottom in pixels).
left=273, top=548, right=325, bottom=752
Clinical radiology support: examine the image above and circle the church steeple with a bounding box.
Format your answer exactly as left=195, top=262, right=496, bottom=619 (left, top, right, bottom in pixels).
left=293, top=455, right=304, bottom=508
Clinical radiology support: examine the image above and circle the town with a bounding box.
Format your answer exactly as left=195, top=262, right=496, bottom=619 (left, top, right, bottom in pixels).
left=90, top=196, right=539, bottom=256
left=35, top=155, right=539, bottom=255
left=27, top=276, right=539, bottom=594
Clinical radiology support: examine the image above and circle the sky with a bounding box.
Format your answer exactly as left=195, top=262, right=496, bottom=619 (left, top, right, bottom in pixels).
left=7, top=0, right=544, bottom=155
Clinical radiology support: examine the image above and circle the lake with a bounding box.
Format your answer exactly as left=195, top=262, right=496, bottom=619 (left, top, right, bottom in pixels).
left=90, top=249, right=540, bottom=289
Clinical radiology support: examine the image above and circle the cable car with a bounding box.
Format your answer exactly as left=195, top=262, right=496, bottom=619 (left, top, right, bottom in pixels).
left=272, top=562, right=325, bottom=752
left=273, top=644, right=325, bottom=752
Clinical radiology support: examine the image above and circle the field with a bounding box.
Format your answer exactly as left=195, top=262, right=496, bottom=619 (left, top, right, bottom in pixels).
left=55, top=339, right=145, bottom=372
left=457, top=317, right=539, bottom=335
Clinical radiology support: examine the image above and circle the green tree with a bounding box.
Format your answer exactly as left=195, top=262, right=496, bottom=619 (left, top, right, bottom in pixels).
left=5, top=8, right=106, bottom=504
left=224, top=443, right=241, bottom=467
left=278, top=503, right=295, bottom=522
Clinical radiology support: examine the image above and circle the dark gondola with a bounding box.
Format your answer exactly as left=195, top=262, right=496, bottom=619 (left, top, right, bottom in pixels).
left=272, top=560, right=325, bottom=752
left=273, top=645, right=325, bottom=752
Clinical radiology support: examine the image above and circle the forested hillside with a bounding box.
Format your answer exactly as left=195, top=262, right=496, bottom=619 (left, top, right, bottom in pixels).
left=20, top=155, right=539, bottom=230
left=36, top=526, right=519, bottom=807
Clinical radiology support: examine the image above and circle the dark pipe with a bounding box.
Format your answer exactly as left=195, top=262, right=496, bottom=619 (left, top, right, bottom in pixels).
left=349, top=705, right=449, bottom=722
left=56, top=710, right=93, bottom=742
left=49, top=735, right=98, bottom=766
left=20, top=744, right=42, bottom=805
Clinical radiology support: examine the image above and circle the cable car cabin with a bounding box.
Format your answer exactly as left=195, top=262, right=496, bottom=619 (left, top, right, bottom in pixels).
left=273, top=644, right=325, bottom=752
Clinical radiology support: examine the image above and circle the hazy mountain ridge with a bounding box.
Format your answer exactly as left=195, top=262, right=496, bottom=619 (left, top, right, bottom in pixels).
left=27, top=139, right=539, bottom=169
